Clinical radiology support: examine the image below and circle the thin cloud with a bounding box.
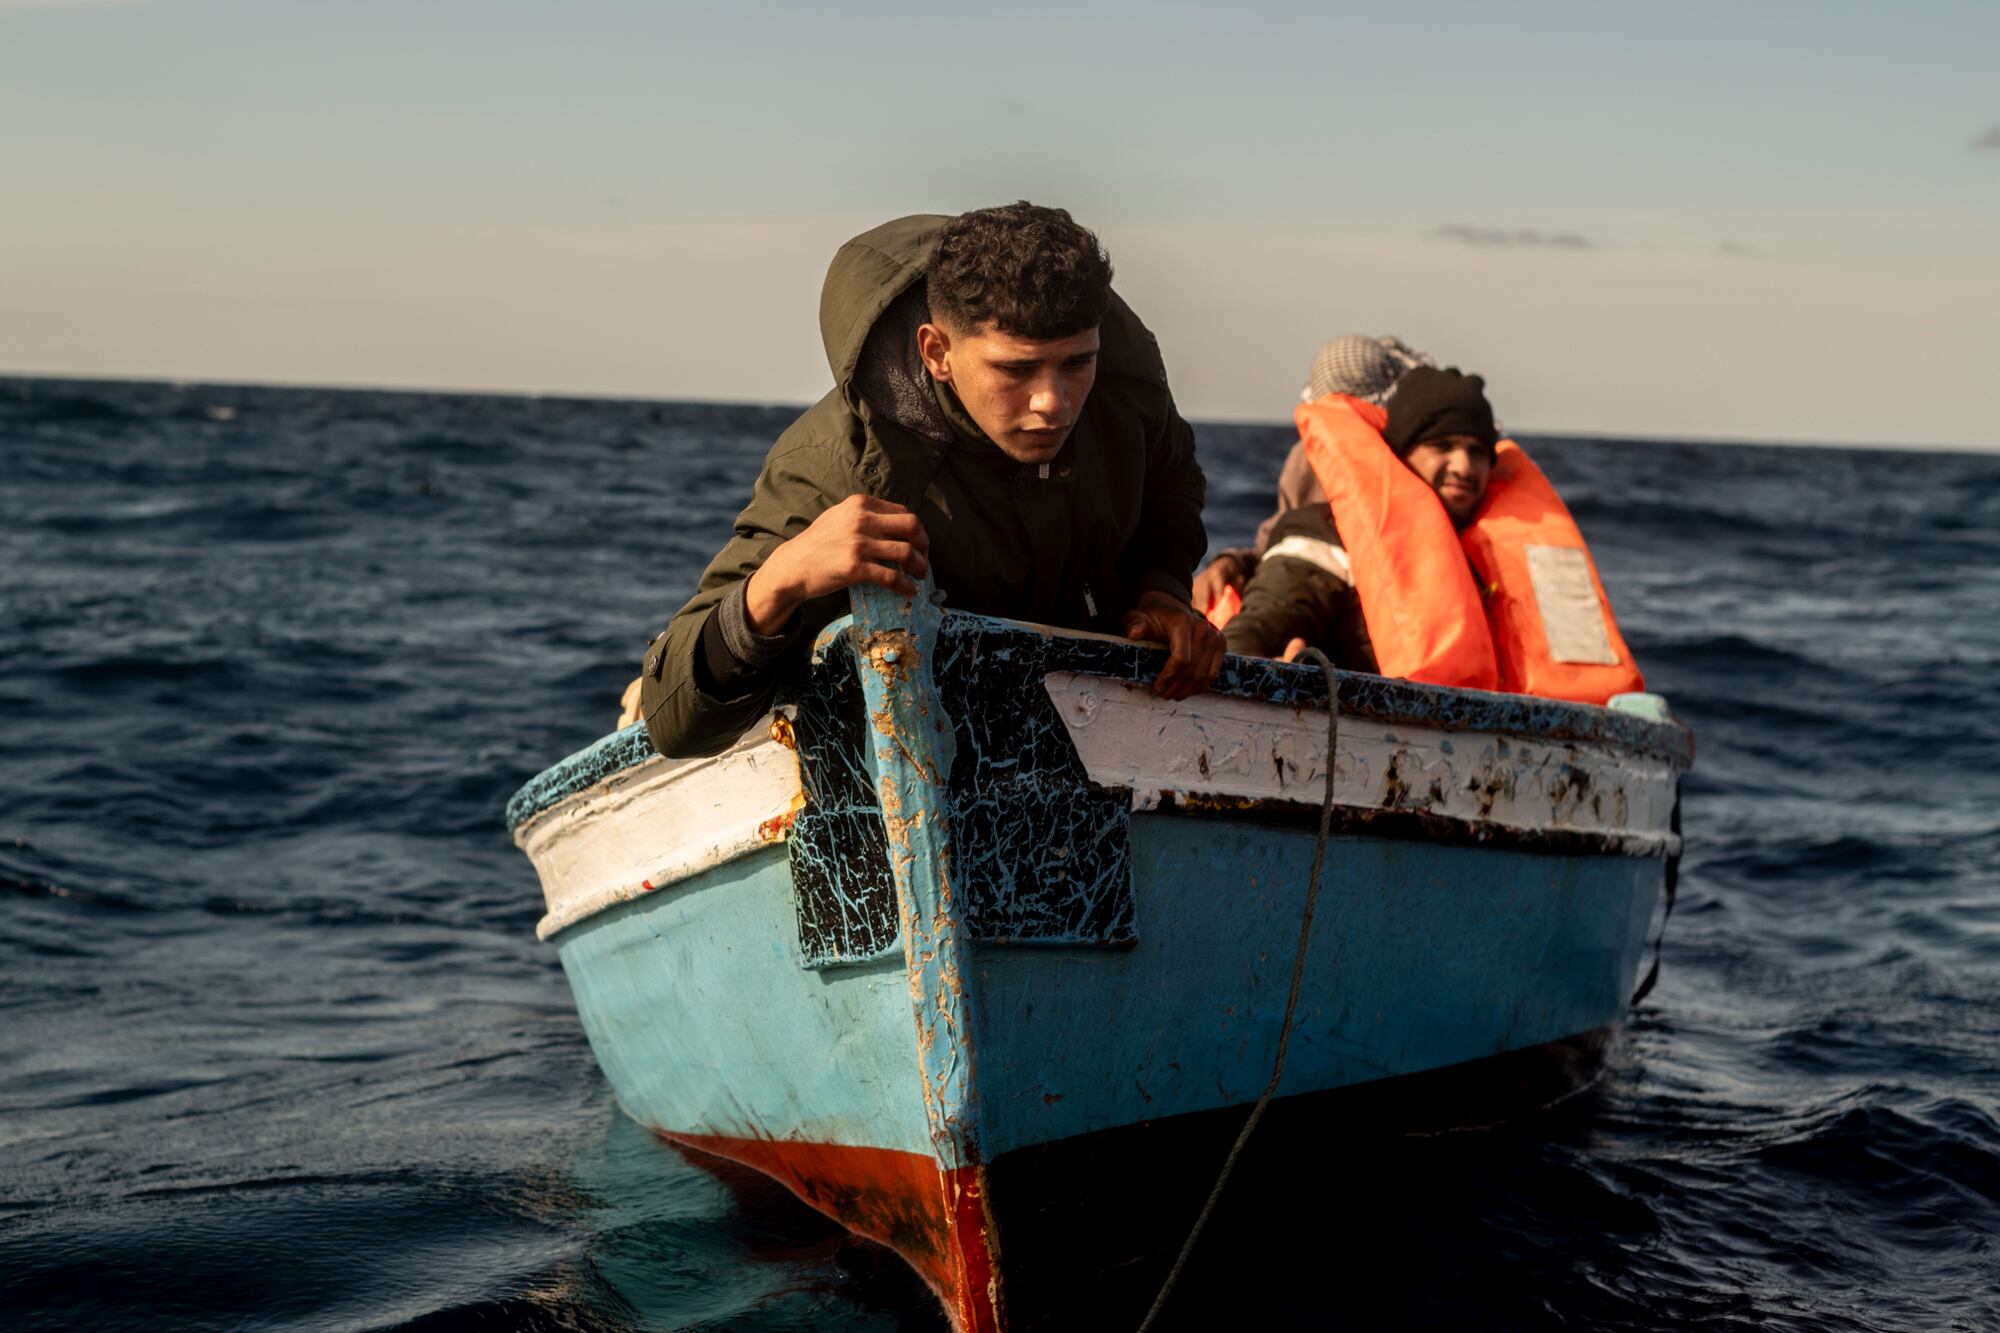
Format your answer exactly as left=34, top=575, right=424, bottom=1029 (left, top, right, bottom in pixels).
left=1718, top=240, right=1765, bottom=259
left=1430, top=224, right=1597, bottom=251
left=1975, top=126, right=2000, bottom=150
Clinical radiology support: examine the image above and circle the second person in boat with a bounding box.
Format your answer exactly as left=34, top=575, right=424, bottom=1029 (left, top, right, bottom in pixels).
left=1191, top=332, right=1435, bottom=619
left=1219, top=365, right=1501, bottom=664
left=1221, top=364, right=1647, bottom=705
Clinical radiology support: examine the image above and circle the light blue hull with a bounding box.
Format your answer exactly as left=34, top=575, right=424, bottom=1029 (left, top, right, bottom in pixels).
left=558, top=844, right=933, bottom=1156
left=514, top=590, right=1690, bottom=1328
left=557, top=813, right=1659, bottom=1158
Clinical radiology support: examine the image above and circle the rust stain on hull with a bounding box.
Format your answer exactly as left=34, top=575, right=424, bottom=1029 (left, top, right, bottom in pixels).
left=663, top=1129, right=999, bottom=1331
left=1148, top=789, right=1674, bottom=859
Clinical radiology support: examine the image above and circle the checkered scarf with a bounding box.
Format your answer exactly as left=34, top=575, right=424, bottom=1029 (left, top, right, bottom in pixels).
left=1301, top=335, right=1437, bottom=405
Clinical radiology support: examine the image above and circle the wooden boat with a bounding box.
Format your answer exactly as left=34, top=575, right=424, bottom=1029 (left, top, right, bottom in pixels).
left=508, top=581, right=1691, bottom=1332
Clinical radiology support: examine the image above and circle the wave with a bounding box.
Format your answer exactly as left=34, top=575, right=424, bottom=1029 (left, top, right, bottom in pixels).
left=5, top=384, right=1998, bottom=1331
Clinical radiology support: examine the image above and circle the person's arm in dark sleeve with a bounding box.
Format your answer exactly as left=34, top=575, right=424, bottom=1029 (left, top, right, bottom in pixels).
left=694, top=582, right=802, bottom=701
left=640, top=431, right=931, bottom=759
left=1113, top=395, right=1224, bottom=699
left=1223, top=556, right=1348, bottom=660
left=639, top=440, right=842, bottom=759
left=1123, top=404, right=1208, bottom=605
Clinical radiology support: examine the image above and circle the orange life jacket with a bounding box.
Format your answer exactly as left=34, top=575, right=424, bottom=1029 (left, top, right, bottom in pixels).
left=1460, top=439, right=1645, bottom=703
left=1295, top=395, right=1644, bottom=705
left=1203, top=582, right=1242, bottom=631
left=1296, top=398, right=1499, bottom=690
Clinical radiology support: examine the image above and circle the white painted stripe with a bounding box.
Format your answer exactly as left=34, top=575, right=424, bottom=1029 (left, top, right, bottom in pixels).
left=522, top=675, right=1683, bottom=941
left=1042, top=672, right=1680, bottom=852
left=516, top=721, right=802, bottom=940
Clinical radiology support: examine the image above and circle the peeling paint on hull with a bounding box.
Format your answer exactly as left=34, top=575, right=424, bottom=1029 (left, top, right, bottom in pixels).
left=514, top=591, right=1693, bottom=1330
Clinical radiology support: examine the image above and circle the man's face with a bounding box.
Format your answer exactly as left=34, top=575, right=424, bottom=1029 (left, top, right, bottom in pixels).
left=1402, top=434, right=1496, bottom=528
left=917, top=320, right=1100, bottom=463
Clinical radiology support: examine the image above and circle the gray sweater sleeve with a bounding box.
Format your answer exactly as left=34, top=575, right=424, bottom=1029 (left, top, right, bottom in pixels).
left=695, top=582, right=803, bottom=700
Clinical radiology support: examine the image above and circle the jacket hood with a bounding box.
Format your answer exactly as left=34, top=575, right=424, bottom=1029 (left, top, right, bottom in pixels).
left=818, top=214, right=1172, bottom=438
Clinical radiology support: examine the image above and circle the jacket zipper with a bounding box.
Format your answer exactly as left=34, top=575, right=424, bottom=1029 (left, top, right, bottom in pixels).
left=1083, top=584, right=1098, bottom=618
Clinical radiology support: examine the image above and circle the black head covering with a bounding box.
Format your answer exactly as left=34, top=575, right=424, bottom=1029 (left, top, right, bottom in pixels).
left=1383, top=367, right=1499, bottom=455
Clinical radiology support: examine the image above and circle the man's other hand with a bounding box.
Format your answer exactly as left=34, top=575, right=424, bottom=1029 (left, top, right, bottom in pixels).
left=745, top=496, right=932, bottom=635
left=1123, top=590, right=1224, bottom=701
left=617, top=676, right=644, bottom=727
left=1191, top=555, right=1246, bottom=616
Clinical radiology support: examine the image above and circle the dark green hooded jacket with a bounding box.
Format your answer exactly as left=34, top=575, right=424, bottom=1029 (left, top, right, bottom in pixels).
left=639, top=214, right=1208, bottom=758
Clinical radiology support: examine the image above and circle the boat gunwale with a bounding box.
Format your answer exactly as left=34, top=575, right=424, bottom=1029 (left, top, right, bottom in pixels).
left=505, top=609, right=1691, bottom=836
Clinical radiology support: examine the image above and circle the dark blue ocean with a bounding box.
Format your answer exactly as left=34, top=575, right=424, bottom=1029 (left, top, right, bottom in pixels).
left=3, top=376, right=1997, bottom=1332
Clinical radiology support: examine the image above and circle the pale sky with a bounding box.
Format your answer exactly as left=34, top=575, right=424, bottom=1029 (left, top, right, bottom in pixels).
left=3, top=0, right=1996, bottom=448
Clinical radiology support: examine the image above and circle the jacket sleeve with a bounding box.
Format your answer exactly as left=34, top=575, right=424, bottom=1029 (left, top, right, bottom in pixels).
left=1222, top=550, right=1346, bottom=659
left=639, top=429, right=860, bottom=758
left=1124, top=401, right=1209, bottom=606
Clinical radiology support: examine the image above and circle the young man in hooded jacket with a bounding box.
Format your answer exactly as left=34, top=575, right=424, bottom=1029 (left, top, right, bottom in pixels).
left=634, top=202, right=1223, bottom=759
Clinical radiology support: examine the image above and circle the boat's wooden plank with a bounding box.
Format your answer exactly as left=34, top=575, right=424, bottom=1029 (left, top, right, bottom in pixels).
left=1045, top=672, right=1681, bottom=857
left=520, top=613, right=1690, bottom=944
left=848, top=580, right=1004, bottom=1333
left=520, top=726, right=799, bottom=941
left=502, top=612, right=1692, bottom=838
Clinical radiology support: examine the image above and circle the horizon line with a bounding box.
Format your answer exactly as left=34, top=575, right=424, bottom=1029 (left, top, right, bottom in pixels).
left=4, top=367, right=1994, bottom=459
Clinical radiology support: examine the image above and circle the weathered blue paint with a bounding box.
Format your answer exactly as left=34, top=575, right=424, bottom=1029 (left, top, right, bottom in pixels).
left=787, top=640, right=900, bottom=967
left=847, top=580, right=986, bottom=1175
left=968, top=813, right=1662, bottom=1155
left=525, top=606, right=1688, bottom=1157
left=550, top=811, right=1659, bottom=1162
left=503, top=723, right=652, bottom=832
left=932, top=623, right=1135, bottom=945
left=554, top=843, right=935, bottom=1155
left=527, top=598, right=1689, bottom=1327
left=792, top=610, right=1139, bottom=958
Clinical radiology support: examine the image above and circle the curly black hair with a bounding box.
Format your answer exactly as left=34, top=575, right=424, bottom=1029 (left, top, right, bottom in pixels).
left=926, top=202, right=1113, bottom=339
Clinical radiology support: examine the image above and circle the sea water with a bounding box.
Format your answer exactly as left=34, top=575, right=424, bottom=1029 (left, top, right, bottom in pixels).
left=3, top=378, right=1996, bottom=1331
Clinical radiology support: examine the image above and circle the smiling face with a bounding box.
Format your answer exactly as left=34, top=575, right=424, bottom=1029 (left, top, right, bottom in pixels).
left=917, top=319, right=1100, bottom=463
left=1401, top=434, right=1496, bottom=528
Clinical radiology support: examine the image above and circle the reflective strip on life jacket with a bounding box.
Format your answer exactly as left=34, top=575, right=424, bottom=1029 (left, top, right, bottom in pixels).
left=1295, top=396, right=1500, bottom=690
left=1459, top=440, right=1644, bottom=704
